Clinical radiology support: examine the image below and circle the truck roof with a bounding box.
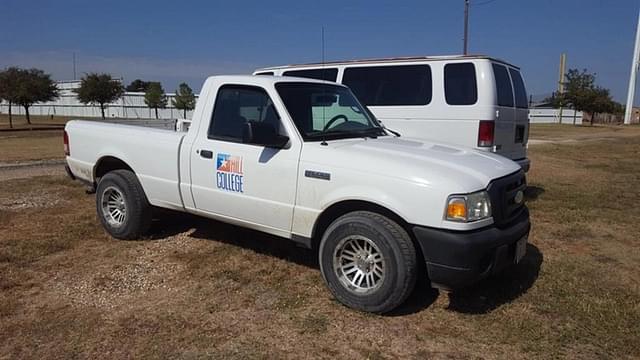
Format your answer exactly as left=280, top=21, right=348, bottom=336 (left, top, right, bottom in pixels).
left=256, top=54, right=519, bottom=71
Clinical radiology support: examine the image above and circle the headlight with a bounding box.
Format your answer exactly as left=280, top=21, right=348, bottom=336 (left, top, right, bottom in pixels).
left=445, top=190, right=492, bottom=222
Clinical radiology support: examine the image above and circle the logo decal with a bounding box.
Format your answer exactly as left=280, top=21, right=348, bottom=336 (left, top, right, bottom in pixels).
left=514, top=190, right=524, bottom=204
left=216, top=153, right=244, bottom=193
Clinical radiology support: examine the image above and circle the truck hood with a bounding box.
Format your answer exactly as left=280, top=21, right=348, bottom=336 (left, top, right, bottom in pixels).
left=302, top=136, right=521, bottom=192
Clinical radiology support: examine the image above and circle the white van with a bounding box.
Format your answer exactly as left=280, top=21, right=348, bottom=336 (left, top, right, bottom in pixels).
left=254, top=56, right=530, bottom=171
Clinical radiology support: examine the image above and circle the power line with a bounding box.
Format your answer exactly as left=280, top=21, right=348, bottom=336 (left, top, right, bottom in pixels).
left=472, top=0, right=499, bottom=6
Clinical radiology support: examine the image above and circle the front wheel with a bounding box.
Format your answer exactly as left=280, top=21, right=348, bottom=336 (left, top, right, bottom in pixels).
left=96, top=169, right=152, bottom=240
left=319, top=211, right=417, bottom=313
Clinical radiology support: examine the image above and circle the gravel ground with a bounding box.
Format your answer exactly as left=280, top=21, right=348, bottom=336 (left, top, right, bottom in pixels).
left=0, top=163, right=65, bottom=181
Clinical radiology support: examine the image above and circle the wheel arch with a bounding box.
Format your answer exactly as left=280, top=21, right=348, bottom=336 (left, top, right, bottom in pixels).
left=94, top=156, right=135, bottom=183
left=311, top=200, right=420, bottom=254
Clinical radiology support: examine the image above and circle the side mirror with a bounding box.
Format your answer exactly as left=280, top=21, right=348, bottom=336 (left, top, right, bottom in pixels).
left=243, top=121, right=289, bottom=148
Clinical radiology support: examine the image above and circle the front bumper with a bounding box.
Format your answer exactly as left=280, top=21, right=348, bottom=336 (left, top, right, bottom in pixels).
left=413, top=208, right=530, bottom=290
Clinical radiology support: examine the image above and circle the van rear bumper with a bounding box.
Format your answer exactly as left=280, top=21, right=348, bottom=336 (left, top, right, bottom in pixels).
left=514, top=157, right=530, bottom=172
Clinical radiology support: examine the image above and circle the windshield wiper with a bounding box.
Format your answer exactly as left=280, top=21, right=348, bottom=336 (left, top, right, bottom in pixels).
left=378, top=124, right=401, bottom=137
left=307, top=128, right=384, bottom=141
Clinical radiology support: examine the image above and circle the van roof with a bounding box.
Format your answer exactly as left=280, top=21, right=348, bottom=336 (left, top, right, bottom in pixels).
left=257, top=55, right=519, bottom=71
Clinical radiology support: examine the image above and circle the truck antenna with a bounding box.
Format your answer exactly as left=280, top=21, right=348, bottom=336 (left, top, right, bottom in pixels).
left=321, top=26, right=328, bottom=146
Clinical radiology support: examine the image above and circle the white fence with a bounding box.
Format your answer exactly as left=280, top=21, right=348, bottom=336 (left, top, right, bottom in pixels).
left=0, top=80, right=197, bottom=120
left=529, top=108, right=583, bottom=125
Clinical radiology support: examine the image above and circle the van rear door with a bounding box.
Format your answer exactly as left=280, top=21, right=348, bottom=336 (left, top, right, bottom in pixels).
left=491, top=63, right=528, bottom=161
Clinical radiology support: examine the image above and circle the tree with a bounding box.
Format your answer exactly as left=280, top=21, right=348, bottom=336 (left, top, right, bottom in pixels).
left=75, top=73, right=124, bottom=119
left=562, top=69, right=596, bottom=125
left=583, top=87, right=615, bottom=126
left=0, top=68, right=22, bottom=128
left=144, top=82, right=167, bottom=119
left=172, top=82, right=196, bottom=118
left=549, top=69, right=618, bottom=125
left=13, top=68, right=59, bottom=124
left=125, top=79, right=151, bottom=92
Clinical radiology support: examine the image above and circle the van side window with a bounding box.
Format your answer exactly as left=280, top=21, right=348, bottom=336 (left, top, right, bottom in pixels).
left=492, top=64, right=514, bottom=107
left=509, top=68, right=529, bottom=108
left=208, top=85, right=281, bottom=142
left=342, top=65, right=432, bottom=106
left=444, top=63, right=477, bottom=105
left=283, top=68, right=338, bottom=82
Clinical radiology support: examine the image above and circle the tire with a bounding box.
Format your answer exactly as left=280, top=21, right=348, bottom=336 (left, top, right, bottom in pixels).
left=318, top=211, right=417, bottom=313
left=95, top=169, right=152, bottom=240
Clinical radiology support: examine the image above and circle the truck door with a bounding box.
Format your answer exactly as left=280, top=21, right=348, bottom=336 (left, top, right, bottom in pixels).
left=189, top=85, right=299, bottom=235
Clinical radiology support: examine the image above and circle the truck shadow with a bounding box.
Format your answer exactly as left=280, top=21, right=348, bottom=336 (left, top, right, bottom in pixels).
left=445, top=244, right=543, bottom=314
left=147, top=210, right=542, bottom=316
left=150, top=209, right=319, bottom=268
left=524, top=185, right=545, bottom=202
left=386, top=244, right=543, bottom=316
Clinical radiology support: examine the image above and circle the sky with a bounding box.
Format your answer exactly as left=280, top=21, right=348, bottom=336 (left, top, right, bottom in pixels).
left=1, top=0, right=639, bottom=102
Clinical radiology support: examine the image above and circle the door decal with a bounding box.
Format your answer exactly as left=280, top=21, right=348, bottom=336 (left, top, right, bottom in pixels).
left=216, top=153, right=244, bottom=193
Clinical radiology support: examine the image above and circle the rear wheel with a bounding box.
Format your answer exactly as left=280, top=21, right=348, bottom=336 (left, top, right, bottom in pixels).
left=319, top=211, right=417, bottom=313
left=96, top=170, right=152, bottom=239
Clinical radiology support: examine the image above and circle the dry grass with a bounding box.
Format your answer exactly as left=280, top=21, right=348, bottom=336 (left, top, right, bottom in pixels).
left=0, top=130, right=64, bottom=163
left=0, top=115, right=70, bottom=163
left=0, top=114, right=71, bottom=130
left=529, top=123, right=640, bottom=141
left=1, top=127, right=639, bottom=359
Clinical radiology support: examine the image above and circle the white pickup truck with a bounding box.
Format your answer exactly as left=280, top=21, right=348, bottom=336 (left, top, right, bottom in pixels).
left=64, top=75, right=530, bottom=313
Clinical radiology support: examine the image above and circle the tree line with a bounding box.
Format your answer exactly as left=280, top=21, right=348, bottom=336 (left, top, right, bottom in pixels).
left=0, top=67, right=196, bottom=128
left=546, top=68, right=624, bottom=125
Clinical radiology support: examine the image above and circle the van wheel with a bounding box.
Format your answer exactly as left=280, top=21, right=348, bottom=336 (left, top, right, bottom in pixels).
left=96, top=170, right=152, bottom=240
left=319, top=211, right=417, bottom=313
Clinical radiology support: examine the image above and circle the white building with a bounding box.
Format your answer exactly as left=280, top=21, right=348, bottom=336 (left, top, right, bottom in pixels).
left=0, top=80, right=197, bottom=120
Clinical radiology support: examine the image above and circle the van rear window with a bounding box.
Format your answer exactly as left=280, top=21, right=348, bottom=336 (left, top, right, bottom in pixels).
left=444, top=63, right=477, bottom=105
left=509, top=68, right=528, bottom=108
left=282, top=68, right=338, bottom=82
left=342, top=65, right=432, bottom=106
left=492, top=64, right=514, bottom=107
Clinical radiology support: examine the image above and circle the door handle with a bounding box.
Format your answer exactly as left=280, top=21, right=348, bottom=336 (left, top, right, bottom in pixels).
left=199, top=150, right=213, bottom=159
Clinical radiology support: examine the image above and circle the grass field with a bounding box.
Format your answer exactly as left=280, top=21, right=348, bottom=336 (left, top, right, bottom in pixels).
left=529, top=123, right=640, bottom=141
left=1, top=125, right=639, bottom=358
left=0, top=114, right=71, bottom=130
left=0, top=115, right=68, bottom=163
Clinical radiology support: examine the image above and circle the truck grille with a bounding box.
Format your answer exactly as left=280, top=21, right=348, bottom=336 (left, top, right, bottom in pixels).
left=487, top=170, right=526, bottom=228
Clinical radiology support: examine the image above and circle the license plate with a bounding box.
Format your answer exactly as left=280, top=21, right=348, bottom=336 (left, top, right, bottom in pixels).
left=514, top=235, right=527, bottom=264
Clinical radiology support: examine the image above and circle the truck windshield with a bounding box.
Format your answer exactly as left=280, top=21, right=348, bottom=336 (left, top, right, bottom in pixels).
left=275, top=82, right=386, bottom=141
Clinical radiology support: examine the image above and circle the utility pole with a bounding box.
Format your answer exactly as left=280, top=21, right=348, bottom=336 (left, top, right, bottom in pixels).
left=463, top=0, right=469, bottom=55
left=558, top=53, right=566, bottom=124
left=624, top=9, right=640, bottom=125
left=73, top=52, right=77, bottom=80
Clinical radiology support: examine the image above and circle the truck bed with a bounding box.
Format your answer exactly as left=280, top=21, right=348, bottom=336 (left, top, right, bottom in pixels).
left=65, top=120, right=187, bottom=210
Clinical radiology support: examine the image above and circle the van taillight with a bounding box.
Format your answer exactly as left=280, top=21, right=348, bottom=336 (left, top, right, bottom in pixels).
left=478, top=121, right=494, bottom=147
left=63, top=131, right=70, bottom=156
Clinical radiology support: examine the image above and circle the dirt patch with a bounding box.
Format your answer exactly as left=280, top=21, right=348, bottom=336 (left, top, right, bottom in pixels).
left=0, top=164, right=65, bottom=181
left=0, top=188, right=67, bottom=210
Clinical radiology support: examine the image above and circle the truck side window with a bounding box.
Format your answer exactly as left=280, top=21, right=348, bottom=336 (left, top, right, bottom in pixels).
left=444, top=63, right=477, bottom=105
left=208, top=85, right=282, bottom=142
